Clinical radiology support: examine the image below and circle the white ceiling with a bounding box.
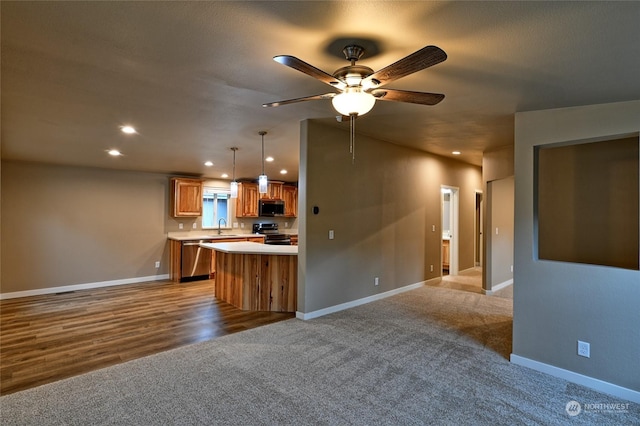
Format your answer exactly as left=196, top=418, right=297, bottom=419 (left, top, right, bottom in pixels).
left=2, top=1, right=639, bottom=182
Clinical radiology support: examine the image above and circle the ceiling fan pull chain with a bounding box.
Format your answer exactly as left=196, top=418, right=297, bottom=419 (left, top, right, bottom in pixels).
left=350, top=114, right=356, bottom=163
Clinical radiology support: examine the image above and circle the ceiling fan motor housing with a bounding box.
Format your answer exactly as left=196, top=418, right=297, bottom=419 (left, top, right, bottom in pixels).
left=333, top=65, right=374, bottom=87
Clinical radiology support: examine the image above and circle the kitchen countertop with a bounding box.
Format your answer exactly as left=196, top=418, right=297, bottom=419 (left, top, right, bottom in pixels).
left=200, top=241, right=298, bottom=255
left=167, top=233, right=265, bottom=241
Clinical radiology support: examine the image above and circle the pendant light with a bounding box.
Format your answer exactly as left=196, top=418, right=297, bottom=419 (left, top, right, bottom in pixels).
left=229, top=147, right=238, bottom=199
left=258, top=131, right=268, bottom=194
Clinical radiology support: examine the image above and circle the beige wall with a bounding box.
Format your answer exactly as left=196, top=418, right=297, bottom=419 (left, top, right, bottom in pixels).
left=298, top=120, right=482, bottom=314
left=482, top=145, right=514, bottom=291
left=2, top=161, right=176, bottom=294
left=513, top=100, right=640, bottom=395
left=486, top=176, right=514, bottom=288
left=537, top=137, right=638, bottom=270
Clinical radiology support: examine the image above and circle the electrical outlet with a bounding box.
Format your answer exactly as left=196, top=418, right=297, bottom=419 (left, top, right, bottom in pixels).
left=240, top=223, right=245, bottom=228
left=233, top=222, right=239, bottom=228
left=577, top=340, right=590, bottom=358
left=285, top=222, right=289, bottom=228
left=374, top=277, right=379, bottom=286
left=178, top=223, right=184, bottom=230
left=430, top=264, right=434, bottom=272
left=155, top=261, right=160, bottom=268
left=192, top=222, right=197, bottom=229
left=329, top=230, right=334, bottom=240
left=495, top=227, right=499, bottom=235
left=432, top=225, right=436, bottom=232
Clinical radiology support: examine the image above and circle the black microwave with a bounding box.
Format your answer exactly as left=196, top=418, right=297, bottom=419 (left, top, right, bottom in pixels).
left=259, top=199, right=285, bottom=216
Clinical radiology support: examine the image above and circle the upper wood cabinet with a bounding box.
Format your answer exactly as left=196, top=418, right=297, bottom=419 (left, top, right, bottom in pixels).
left=170, top=178, right=203, bottom=217
left=236, top=182, right=259, bottom=217
left=260, top=181, right=283, bottom=200
left=283, top=185, right=298, bottom=217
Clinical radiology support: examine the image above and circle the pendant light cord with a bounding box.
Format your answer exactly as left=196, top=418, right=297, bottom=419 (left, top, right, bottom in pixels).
left=232, top=147, right=236, bottom=181
left=260, top=132, right=265, bottom=174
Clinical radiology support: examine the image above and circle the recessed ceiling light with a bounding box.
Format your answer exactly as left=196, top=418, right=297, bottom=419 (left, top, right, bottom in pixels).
left=121, top=126, right=137, bottom=134
left=221, top=173, right=229, bottom=178
left=452, top=151, right=461, bottom=155
left=266, top=156, right=274, bottom=162
left=280, top=169, right=287, bottom=175
left=204, top=161, right=213, bottom=167
left=108, top=149, right=122, bottom=156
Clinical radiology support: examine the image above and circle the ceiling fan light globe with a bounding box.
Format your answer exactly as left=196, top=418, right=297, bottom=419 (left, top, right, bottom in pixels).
left=332, top=89, right=376, bottom=116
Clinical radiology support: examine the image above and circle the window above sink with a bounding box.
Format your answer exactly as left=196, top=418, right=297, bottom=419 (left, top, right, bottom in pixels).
left=202, top=186, right=231, bottom=229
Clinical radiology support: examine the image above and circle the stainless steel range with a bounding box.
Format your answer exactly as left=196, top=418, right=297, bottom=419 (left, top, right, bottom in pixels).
left=253, top=223, right=291, bottom=245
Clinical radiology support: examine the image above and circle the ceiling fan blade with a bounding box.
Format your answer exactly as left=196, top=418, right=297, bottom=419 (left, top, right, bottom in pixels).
left=273, top=55, right=346, bottom=89
left=363, top=45, right=447, bottom=88
left=262, top=93, right=337, bottom=108
left=371, top=89, right=445, bottom=105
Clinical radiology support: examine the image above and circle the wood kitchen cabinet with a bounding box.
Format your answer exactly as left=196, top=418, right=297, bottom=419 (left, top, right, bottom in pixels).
left=282, top=185, right=298, bottom=217
left=442, top=239, right=450, bottom=272
left=236, top=182, right=259, bottom=217
left=260, top=181, right=283, bottom=200
left=170, top=178, right=203, bottom=217
left=209, top=236, right=265, bottom=280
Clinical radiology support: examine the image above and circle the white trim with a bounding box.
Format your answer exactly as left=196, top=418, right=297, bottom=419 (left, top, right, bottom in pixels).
left=510, top=354, right=640, bottom=403
left=0, top=274, right=170, bottom=300
left=296, top=279, right=435, bottom=320
left=483, top=278, right=513, bottom=295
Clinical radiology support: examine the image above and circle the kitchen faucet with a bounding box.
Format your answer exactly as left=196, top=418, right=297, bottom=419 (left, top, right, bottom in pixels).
left=217, top=218, right=227, bottom=235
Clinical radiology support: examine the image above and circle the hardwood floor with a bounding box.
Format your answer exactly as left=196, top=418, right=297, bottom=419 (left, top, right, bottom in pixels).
left=0, top=279, right=294, bottom=395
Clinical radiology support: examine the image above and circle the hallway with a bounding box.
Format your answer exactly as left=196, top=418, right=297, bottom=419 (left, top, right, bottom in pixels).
left=427, top=267, right=513, bottom=299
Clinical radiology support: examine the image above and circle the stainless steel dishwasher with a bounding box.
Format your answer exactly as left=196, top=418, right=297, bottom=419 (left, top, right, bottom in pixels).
left=180, top=240, right=213, bottom=282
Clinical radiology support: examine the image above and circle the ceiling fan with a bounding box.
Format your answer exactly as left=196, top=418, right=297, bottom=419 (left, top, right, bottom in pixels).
left=262, top=44, right=447, bottom=117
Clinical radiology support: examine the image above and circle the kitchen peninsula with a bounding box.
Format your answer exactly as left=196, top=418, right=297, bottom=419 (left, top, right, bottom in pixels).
left=200, top=242, right=298, bottom=313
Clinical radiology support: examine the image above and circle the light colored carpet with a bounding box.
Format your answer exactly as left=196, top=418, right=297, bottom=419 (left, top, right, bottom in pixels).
left=430, top=267, right=514, bottom=300
left=1, top=285, right=637, bottom=425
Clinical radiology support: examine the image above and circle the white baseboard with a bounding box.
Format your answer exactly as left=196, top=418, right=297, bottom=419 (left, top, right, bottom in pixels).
left=296, top=279, right=435, bottom=321
left=483, top=278, right=513, bottom=295
left=510, top=354, right=640, bottom=403
left=0, top=274, right=170, bottom=300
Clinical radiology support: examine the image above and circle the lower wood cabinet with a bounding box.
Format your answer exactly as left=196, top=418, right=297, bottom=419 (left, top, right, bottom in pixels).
left=209, top=237, right=264, bottom=279
left=442, top=239, right=450, bottom=271
left=214, top=251, right=297, bottom=312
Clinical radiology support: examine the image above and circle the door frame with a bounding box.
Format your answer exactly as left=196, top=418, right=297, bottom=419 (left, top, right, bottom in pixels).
left=475, top=190, right=484, bottom=267
left=441, top=185, right=460, bottom=276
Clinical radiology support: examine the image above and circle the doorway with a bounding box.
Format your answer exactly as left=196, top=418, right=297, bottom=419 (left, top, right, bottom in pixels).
left=441, top=186, right=459, bottom=276
left=475, top=191, right=483, bottom=267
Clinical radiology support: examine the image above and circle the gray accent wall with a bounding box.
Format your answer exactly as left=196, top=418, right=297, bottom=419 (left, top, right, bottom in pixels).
left=298, top=120, right=482, bottom=314
left=513, top=100, right=640, bottom=392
